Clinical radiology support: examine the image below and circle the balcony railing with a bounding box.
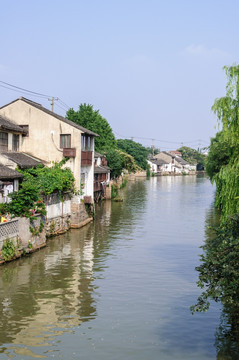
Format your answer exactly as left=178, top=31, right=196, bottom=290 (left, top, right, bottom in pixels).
left=81, top=151, right=92, bottom=165
left=63, top=148, right=76, bottom=157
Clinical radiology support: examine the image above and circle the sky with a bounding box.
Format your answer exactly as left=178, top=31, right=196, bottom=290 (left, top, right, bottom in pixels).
left=0, top=0, right=238, bottom=151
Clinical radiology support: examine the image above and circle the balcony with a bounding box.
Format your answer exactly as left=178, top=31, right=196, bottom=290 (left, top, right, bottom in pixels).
left=81, top=151, right=92, bottom=165
left=63, top=148, right=76, bottom=157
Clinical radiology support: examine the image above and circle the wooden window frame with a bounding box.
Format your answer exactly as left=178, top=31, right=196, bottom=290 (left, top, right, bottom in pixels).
left=60, top=134, right=71, bottom=149
left=12, top=134, right=19, bottom=151
left=0, top=132, right=8, bottom=152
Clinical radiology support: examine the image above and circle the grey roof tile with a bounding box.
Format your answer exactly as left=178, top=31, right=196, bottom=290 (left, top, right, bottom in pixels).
left=0, top=164, right=23, bottom=179
left=1, top=152, right=44, bottom=169
left=0, top=114, right=25, bottom=133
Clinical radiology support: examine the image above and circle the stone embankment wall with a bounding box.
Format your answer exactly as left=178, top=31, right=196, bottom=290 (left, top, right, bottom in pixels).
left=0, top=194, right=92, bottom=265
left=43, top=193, right=71, bottom=236
left=105, top=181, right=112, bottom=199
left=128, top=171, right=146, bottom=181
left=71, top=200, right=93, bottom=228
left=0, top=215, right=46, bottom=265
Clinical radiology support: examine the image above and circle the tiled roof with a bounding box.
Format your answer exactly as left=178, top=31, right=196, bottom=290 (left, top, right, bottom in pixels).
left=0, top=97, right=99, bottom=137
left=0, top=114, right=25, bottom=133
left=94, top=151, right=104, bottom=158
left=94, top=165, right=110, bottom=174
left=175, top=157, right=189, bottom=165
left=162, top=151, right=175, bottom=158
left=1, top=152, right=45, bottom=169
left=0, top=164, right=23, bottom=179
left=169, top=151, right=182, bottom=156
left=151, top=158, right=169, bottom=165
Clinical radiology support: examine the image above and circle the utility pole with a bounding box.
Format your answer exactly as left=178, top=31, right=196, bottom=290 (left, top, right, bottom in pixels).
left=198, top=140, right=201, bottom=152
left=48, top=97, right=58, bottom=112
left=152, top=139, right=155, bottom=156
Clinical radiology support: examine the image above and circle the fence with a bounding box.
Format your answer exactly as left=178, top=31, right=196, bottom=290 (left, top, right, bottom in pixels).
left=0, top=219, right=19, bottom=248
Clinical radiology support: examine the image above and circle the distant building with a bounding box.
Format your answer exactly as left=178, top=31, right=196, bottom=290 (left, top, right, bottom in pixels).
left=169, top=150, right=182, bottom=157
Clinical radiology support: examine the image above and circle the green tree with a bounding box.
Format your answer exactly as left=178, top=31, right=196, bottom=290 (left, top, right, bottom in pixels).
left=66, top=104, right=116, bottom=152
left=206, top=131, right=233, bottom=181
left=191, top=213, right=239, bottom=313
left=105, top=149, right=123, bottom=179
left=177, top=146, right=206, bottom=168
left=146, top=146, right=159, bottom=156
left=118, top=150, right=141, bottom=173
left=105, top=149, right=140, bottom=178
left=117, top=139, right=149, bottom=169
left=208, top=65, right=239, bottom=218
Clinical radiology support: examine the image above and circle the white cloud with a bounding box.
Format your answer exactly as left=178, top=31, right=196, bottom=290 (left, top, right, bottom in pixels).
left=182, top=44, right=230, bottom=59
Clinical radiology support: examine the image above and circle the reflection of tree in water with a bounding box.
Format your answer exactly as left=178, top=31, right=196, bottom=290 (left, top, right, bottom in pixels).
left=92, top=179, right=147, bottom=264
left=200, top=207, right=239, bottom=359
left=0, top=179, right=147, bottom=355
left=215, top=305, right=239, bottom=360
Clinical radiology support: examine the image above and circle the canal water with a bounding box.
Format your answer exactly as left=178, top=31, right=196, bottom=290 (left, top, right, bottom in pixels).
left=0, top=176, right=223, bottom=359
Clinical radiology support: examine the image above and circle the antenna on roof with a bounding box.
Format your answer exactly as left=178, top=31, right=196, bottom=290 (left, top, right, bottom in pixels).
left=48, top=97, right=59, bottom=112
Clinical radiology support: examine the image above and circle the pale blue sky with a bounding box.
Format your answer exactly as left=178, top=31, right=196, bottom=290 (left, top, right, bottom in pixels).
left=1, top=0, right=238, bottom=150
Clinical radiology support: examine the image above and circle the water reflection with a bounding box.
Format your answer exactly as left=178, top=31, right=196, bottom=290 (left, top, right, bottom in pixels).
left=0, top=179, right=148, bottom=358
left=0, top=233, right=97, bottom=357
left=215, top=305, right=239, bottom=360
left=204, top=203, right=239, bottom=359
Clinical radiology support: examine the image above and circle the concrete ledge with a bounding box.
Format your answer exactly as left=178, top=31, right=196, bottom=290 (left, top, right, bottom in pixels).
left=70, top=217, right=93, bottom=229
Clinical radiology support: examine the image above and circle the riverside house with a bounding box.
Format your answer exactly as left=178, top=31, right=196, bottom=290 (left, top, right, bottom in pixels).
left=0, top=114, right=44, bottom=202
left=0, top=97, right=98, bottom=204
left=94, top=152, right=110, bottom=202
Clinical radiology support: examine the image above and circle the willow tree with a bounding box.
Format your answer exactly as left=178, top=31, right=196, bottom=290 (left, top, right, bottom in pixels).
left=192, top=65, right=239, bottom=316
left=209, top=65, right=239, bottom=218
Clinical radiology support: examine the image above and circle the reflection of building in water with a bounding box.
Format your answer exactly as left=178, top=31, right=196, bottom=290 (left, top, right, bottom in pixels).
left=0, top=179, right=147, bottom=357
left=0, top=233, right=96, bottom=356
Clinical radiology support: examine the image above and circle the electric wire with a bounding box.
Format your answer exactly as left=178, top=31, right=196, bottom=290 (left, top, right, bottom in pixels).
left=54, top=102, right=70, bottom=113
left=0, top=84, right=52, bottom=100
left=0, top=80, right=70, bottom=111
left=0, top=80, right=52, bottom=98
left=0, top=80, right=210, bottom=148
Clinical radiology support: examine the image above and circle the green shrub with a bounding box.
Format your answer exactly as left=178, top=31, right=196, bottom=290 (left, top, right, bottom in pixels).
left=120, top=177, right=128, bottom=189
left=111, top=184, right=119, bottom=199
left=1, top=238, right=17, bottom=261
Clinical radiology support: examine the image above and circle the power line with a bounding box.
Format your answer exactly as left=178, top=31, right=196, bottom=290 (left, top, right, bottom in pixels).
left=0, top=80, right=71, bottom=112
left=58, top=98, right=71, bottom=110
left=54, top=102, right=70, bottom=112
left=0, top=80, right=52, bottom=98
left=114, top=131, right=209, bottom=146
left=0, top=83, right=52, bottom=100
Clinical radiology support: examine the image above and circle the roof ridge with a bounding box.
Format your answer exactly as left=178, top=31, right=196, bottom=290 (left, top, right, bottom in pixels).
left=0, top=97, right=99, bottom=137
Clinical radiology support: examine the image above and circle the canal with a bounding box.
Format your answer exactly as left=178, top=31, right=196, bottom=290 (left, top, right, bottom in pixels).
left=0, top=176, right=224, bottom=359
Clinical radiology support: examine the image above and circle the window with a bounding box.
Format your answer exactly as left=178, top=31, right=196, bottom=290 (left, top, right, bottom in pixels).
left=60, top=134, right=71, bottom=148
left=81, top=135, right=92, bottom=150
left=0, top=132, right=8, bottom=152
left=12, top=134, right=19, bottom=151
